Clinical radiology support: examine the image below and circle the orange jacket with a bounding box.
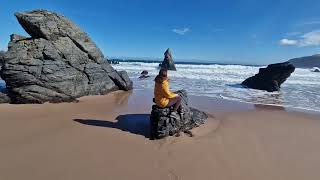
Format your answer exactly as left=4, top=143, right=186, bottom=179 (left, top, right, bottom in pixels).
left=154, top=79, right=177, bottom=108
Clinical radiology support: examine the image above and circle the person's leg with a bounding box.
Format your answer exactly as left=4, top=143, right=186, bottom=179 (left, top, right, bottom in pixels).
left=167, top=96, right=182, bottom=112
left=167, top=96, right=178, bottom=107
left=173, top=96, right=182, bottom=112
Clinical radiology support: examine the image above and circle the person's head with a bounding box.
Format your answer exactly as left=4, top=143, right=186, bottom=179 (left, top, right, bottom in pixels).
left=159, top=69, right=168, bottom=77
left=155, top=68, right=168, bottom=83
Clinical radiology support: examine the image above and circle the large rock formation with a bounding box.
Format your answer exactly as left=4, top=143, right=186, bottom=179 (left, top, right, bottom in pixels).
left=0, top=92, right=10, bottom=103
left=0, top=51, right=10, bottom=103
left=0, top=50, right=5, bottom=68
left=242, top=62, right=295, bottom=92
left=150, top=90, right=207, bottom=139
left=288, top=54, right=320, bottom=68
left=0, top=10, right=132, bottom=103
left=160, top=48, right=176, bottom=70
left=0, top=50, right=4, bottom=61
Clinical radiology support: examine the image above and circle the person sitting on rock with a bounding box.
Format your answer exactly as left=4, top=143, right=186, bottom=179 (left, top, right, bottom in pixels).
left=154, top=69, right=182, bottom=117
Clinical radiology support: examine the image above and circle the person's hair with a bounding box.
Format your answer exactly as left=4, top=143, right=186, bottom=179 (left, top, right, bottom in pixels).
left=159, top=69, right=167, bottom=77
left=154, top=69, right=167, bottom=83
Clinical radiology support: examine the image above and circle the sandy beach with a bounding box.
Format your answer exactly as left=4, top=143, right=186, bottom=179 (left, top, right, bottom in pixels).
left=1, top=3, right=320, bottom=180
left=0, top=90, right=319, bottom=180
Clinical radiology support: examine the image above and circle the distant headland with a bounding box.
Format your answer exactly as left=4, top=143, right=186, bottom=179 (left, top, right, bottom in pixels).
left=287, top=54, right=320, bottom=68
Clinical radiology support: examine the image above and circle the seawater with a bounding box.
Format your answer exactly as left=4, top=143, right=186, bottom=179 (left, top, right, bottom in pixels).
left=113, top=61, right=320, bottom=112
left=0, top=61, right=318, bottom=112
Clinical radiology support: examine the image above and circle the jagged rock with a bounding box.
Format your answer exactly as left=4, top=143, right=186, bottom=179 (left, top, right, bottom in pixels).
left=0, top=51, right=5, bottom=66
left=190, top=107, right=208, bottom=122
left=0, top=92, right=10, bottom=103
left=150, top=90, right=207, bottom=139
left=15, top=10, right=104, bottom=63
left=0, top=10, right=132, bottom=104
left=242, top=62, right=295, bottom=92
left=10, top=34, right=28, bottom=42
left=312, top=67, right=320, bottom=72
left=141, top=70, right=148, bottom=75
left=114, top=70, right=133, bottom=90
left=139, top=70, right=150, bottom=79
left=160, top=48, right=176, bottom=70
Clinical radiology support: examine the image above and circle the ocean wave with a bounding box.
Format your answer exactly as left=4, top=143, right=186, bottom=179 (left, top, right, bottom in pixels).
left=115, top=62, right=320, bottom=112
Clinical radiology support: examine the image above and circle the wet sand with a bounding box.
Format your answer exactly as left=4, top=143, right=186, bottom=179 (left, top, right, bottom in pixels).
left=0, top=90, right=320, bottom=180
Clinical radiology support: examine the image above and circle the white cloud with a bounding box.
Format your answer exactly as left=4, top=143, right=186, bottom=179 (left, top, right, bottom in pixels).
left=279, top=39, right=298, bottom=46
left=172, top=28, right=190, bottom=35
left=299, top=30, right=320, bottom=46
left=280, top=30, right=320, bottom=47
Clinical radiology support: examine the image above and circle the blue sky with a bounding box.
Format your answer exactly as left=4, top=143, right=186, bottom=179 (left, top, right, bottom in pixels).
left=1, top=0, right=320, bottom=65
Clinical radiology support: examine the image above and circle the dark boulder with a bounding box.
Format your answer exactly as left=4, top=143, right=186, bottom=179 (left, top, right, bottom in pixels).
left=141, top=70, right=148, bottom=75
left=312, top=68, right=320, bottom=72
left=150, top=90, right=207, bottom=139
left=0, top=51, right=5, bottom=60
left=139, top=70, right=150, bottom=79
left=0, top=92, right=10, bottom=103
left=160, top=48, right=176, bottom=71
left=0, top=51, right=5, bottom=68
left=0, top=10, right=132, bottom=104
left=242, top=62, right=295, bottom=92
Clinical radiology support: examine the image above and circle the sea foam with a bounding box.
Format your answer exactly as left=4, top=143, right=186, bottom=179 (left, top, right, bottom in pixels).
left=113, top=61, right=320, bottom=112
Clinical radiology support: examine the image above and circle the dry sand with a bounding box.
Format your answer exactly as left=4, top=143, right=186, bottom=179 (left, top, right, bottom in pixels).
left=0, top=90, right=319, bottom=180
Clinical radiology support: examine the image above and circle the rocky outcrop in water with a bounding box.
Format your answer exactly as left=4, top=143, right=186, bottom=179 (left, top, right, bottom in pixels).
left=139, top=70, right=150, bottom=79
left=242, top=62, right=295, bottom=92
left=0, top=10, right=132, bottom=103
left=150, top=90, right=207, bottom=139
left=312, top=67, right=320, bottom=72
left=159, top=48, right=176, bottom=70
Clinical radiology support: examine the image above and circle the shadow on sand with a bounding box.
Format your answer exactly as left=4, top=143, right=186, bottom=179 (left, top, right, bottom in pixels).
left=74, top=114, right=151, bottom=138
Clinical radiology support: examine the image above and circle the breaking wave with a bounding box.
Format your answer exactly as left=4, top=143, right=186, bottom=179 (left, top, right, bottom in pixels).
left=114, top=61, right=320, bottom=112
